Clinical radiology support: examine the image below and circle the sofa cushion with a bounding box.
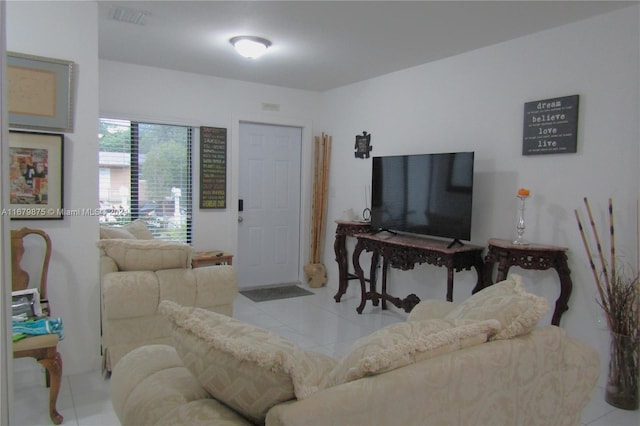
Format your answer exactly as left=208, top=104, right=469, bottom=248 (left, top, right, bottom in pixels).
left=159, top=300, right=337, bottom=424
left=329, top=318, right=500, bottom=385
left=97, top=239, right=192, bottom=271
left=444, top=274, right=549, bottom=340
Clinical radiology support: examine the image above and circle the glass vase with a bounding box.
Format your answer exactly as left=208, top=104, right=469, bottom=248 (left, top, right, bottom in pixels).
left=513, top=195, right=529, bottom=245
left=605, top=332, right=639, bottom=410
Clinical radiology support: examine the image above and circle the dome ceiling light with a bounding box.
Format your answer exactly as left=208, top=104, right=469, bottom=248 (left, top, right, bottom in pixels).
left=230, top=36, right=272, bottom=59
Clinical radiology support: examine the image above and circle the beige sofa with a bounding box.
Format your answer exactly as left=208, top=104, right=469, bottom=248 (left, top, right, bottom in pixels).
left=98, top=222, right=238, bottom=371
left=111, top=275, right=600, bottom=426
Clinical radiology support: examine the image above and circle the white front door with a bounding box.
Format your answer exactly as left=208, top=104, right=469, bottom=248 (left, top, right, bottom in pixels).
left=237, top=122, right=302, bottom=288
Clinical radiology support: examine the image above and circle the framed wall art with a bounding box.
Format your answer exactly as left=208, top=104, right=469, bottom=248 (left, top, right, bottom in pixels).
left=522, top=94, right=579, bottom=155
left=7, top=131, right=64, bottom=220
left=7, top=52, right=74, bottom=132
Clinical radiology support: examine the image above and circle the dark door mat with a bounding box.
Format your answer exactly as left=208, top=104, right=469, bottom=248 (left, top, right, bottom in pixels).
left=240, top=285, right=314, bottom=302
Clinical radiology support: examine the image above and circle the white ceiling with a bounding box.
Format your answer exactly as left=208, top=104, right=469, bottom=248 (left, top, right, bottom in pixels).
left=98, top=1, right=635, bottom=92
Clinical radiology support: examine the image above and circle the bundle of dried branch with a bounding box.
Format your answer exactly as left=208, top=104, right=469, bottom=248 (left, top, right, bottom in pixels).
left=575, top=197, right=639, bottom=410
left=306, top=133, right=332, bottom=288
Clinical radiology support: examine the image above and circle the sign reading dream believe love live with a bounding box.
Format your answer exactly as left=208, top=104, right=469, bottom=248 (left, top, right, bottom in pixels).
left=522, top=94, right=579, bottom=155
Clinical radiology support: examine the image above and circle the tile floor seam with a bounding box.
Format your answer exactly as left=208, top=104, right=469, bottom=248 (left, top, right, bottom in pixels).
left=66, top=376, right=80, bottom=426
left=585, top=408, right=617, bottom=425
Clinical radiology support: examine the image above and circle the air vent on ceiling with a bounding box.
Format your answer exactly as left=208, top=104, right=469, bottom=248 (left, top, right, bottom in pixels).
left=109, top=6, right=150, bottom=25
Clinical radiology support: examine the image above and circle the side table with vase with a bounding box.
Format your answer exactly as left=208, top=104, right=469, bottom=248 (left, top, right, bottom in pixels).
left=484, top=238, right=572, bottom=327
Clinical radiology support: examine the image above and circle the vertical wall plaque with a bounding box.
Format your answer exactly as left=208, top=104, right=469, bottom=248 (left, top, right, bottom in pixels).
left=355, top=131, right=372, bottom=158
left=199, top=126, right=227, bottom=209
left=522, top=94, right=579, bottom=155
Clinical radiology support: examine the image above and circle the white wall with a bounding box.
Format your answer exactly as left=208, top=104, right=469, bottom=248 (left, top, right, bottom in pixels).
left=99, top=60, right=321, bottom=257
left=319, top=5, right=640, bottom=383
left=6, top=1, right=100, bottom=375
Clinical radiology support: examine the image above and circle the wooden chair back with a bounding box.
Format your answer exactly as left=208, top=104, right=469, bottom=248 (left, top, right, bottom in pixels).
left=11, top=227, right=52, bottom=300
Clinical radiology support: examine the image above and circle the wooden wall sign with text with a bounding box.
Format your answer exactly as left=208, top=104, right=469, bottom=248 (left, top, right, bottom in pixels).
left=200, top=126, right=227, bottom=209
left=522, top=94, right=579, bottom=155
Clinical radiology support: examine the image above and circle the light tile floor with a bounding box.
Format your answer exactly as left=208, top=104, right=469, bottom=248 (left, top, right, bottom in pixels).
left=12, top=285, right=640, bottom=425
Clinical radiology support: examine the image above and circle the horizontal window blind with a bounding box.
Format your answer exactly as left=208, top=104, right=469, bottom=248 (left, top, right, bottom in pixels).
left=99, top=118, right=192, bottom=244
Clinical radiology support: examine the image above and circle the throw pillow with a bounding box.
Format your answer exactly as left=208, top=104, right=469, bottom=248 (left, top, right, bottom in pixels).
left=328, top=318, right=500, bottom=385
left=124, top=219, right=155, bottom=240
left=159, top=300, right=337, bottom=424
left=444, top=274, right=549, bottom=340
left=99, top=225, right=136, bottom=240
left=100, top=219, right=155, bottom=240
left=406, top=299, right=458, bottom=321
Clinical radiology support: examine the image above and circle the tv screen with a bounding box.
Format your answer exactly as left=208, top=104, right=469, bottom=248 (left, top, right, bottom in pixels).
left=371, top=152, right=474, bottom=242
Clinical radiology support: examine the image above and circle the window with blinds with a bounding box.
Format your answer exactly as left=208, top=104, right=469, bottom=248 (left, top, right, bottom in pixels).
left=98, top=118, right=192, bottom=243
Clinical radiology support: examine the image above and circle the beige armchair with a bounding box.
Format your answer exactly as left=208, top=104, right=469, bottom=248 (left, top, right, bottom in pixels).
left=98, top=236, right=238, bottom=372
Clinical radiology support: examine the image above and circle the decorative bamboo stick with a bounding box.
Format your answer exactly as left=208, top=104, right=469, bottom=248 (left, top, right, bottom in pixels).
left=323, top=135, right=332, bottom=235
left=317, top=134, right=326, bottom=264
left=315, top=134, right=323, bottom=264
left=575, top=209, right=612, bottom=328
left=584, top=197, right=611, bottom=291
left=310, top=136, right=320, bottom=263
left=609, top=198, right=616, bottom=286
left=316, top=134, right=331, bottom=263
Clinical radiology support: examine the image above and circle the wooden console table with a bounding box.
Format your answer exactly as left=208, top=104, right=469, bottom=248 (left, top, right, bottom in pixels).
left=333, top=220, right=373, bottom=302
left=353, top=233, right=485, bottom=314
left=483, top=238, right=572, bottom=326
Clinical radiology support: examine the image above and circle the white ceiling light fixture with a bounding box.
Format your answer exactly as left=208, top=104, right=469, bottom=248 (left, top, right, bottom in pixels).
left=230, top=36, right=272, bottom=59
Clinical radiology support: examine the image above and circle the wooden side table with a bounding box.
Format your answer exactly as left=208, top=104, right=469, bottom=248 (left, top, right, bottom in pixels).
left=192, top=250, right=233, bottom=268
left=484, top=238, right=572, bottom=326
left=333, top=220, right=372, bottom=302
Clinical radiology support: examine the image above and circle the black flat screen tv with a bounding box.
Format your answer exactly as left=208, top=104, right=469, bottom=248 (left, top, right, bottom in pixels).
left=371, top=152, right=474, bottom=243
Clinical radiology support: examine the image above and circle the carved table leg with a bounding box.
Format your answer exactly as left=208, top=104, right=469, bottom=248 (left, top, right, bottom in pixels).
left=39, top=350, right=63, bottom=425
left=483, top=246, right=498, bottom=286
left=353, top=242, right=368, bottom=314
left=471, top=253, right=486, bottom=294
left=333, top=234, right=348, bottom=302
left=370, top=253, right=380, bottom=307
left=495, top=251, right=511, bottom=282
left=362, top=252, right=380, bottom=308
left=446, top=266, right=455, bottom=302
left=552, top=254, right=572, bottom=326
left=381, top=257, right=389, bottom=310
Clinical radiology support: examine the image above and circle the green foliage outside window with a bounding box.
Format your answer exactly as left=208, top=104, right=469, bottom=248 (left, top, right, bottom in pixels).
left=99, top=119, right=192, bottom=243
